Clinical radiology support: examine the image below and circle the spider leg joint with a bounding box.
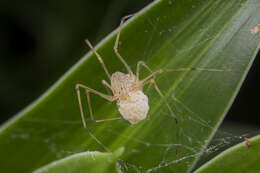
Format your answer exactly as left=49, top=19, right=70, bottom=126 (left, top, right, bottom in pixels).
left=101, top=80, right=106, bottom=84
left=150, top=79, right=155, bottom=83
left=75, top=84, right=80, bottom=91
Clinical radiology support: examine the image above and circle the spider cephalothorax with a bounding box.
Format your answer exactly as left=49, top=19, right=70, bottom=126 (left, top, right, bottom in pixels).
left=111, top=72, right=141, bottom=98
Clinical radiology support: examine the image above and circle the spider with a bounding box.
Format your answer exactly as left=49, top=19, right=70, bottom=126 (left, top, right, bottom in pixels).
left=251, top=24, right=260, bottom=35
left=244, top=138, right=250, bottom=148
left=75, top=14, right=224, bottom=152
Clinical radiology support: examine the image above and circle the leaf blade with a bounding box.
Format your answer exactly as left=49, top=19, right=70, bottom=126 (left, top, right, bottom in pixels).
left=0, top=0, right=260, bottom=172
left=194, top=135, right=260, bottom=173
left=33, top=148, right=124, bottom=173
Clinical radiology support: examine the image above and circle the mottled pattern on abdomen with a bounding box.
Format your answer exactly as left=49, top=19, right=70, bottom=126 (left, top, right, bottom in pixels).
left=117, top=91, right=149, bottom=124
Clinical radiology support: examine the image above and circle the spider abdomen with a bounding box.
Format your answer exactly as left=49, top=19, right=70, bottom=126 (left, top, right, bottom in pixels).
left=117, top=90, right=149, bottom=124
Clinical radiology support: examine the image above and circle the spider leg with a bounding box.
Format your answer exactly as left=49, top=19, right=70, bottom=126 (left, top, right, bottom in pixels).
left=136, top=61, right=154, bottom=92
left=85, top=40, right=111, bottom=79
left=136, top=61, right=177, bottom=122
left=114, top=14, right=135, bottom=75
left=101, top=79, right=113, bottom=95
left=137, top=62, right=228, bottom=155
left=147, top=79, right=179, bottom=154
left=141, top=67, right=228, bottom=84
left=138, top=62, right=228, bottom=121
left=75, top=84, right=120, bottom=152
left=149, top=79, right=178, bottom=124
left=136, top=61, right=153, bottom=80
left=102, top=79, right=112, bottom=90
left=85, top=89, right=121, bottom=123
left=144, top=77, right=179, bottom=154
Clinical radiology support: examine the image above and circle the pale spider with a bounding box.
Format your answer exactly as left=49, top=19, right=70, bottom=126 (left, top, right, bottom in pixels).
left=75, top=15, right=224, bottom=152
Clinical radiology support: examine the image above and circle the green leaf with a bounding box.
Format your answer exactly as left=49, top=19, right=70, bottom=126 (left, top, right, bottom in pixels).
left=194, top=122, right=260, bottom=169
left=33, top=147, right=124, bottom=173
left=1, top=0, right=260, bottom=172
left=194, top=135, right=260, bottom=173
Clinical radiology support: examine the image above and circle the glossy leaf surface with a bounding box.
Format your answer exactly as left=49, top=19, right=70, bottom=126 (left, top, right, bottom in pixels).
left=0, top=0, right=260, bottom=172
left=195, top=135, right=260, bottom=173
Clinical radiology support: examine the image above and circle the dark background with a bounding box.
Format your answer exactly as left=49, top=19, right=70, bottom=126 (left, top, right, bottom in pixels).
left=0, top=0, right=259, bottom=129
